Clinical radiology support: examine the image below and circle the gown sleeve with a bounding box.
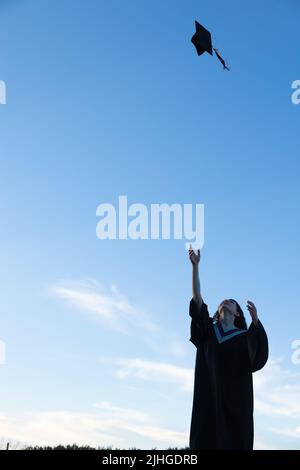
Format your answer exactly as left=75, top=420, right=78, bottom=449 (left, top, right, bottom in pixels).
left=246, top=319, right=269, bottom=372
left=189, top=297, right=212, bottom=347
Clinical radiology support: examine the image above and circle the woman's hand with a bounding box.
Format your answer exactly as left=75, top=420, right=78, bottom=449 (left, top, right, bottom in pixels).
left=247, top=300, right=259, bottom=326
left=189, top=245, right=202, bottom=306
left=189, top=245, right=201, bottom=266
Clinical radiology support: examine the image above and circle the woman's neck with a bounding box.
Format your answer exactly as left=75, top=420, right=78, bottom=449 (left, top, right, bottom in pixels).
left=219, top=311, right=236, bottom=330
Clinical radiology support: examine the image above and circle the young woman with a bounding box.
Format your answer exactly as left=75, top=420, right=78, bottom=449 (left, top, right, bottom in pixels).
left=188, top=247, right=268, bottom=450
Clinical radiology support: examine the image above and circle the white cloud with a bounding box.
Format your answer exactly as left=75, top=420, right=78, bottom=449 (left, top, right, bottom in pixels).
left=0, top=402, right=188, bottom=449
left=103, top=356, right=300, bottom=449
left=253, top=358, right=300, bottom=449
left=1, top=355, right=299, bottom=449
left=49, top=278, right=300, bottom=449
left=254, top=358, right=300, bottom=418
left=102, top=357, right=193, bottom=392
left=269, top=426, right=300, bottom=440
left=0, top=410, right=120, bottom=449
left=253, top=436, right=276, bottom=450
left=49, top=278, right=189, bottom=360
left=94, top=402, right=187, bottom=445
left=50, top=279, right=160, bottom=335
left=167, top=340, right=187, bottom=359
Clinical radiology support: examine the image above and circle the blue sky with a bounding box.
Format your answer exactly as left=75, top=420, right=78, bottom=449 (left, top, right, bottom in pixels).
left=0, top=0, right=299, bottom=449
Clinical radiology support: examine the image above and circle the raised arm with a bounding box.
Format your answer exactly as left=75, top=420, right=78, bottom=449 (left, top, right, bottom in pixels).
left=189, top=245, right=203, bottom=309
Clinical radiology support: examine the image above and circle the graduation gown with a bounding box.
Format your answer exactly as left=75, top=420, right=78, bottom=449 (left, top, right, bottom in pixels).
left=188, top=298, right=268, bottom=450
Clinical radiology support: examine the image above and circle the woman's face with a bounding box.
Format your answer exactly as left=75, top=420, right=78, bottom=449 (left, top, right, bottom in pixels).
left=218, top=299, right=239, bottom=317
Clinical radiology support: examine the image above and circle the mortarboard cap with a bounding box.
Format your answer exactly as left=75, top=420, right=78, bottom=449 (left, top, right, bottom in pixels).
left=191, top=21, right=213, bottom=56
left=191, top=20, right=230, bottom=71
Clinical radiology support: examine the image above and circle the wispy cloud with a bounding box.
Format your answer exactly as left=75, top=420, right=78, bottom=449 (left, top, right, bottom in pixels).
left=254, top=358, right=300, bottom=418
left=50, top=278, right=189, bottom=359
left=253, top=358, right=300, bottom=449
left=94, top=402, right=187, bottom=445
left=49, top=278, right=300, bottom=449
left=1, top=356, right=299, bottom=449
left=0, top=402, right=188, bottom=449
left=50, top=279, right=160, bottom=335
left=103, top=355, right=300, bottom=449
left=269, top=426, right=300, bottom=440
left=101, top=357, right=193, bottom=392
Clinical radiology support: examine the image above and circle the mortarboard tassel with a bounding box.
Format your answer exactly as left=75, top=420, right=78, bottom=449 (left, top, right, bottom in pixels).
left=213, top=48, right=230, bottom=71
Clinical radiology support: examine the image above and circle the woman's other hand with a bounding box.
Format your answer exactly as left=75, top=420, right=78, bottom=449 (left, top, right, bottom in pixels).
left=247, top=300, right=259, bottom=326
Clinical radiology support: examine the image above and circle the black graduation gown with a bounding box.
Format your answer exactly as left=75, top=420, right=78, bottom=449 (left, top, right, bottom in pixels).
left=188, top=298, right=269, bottom=450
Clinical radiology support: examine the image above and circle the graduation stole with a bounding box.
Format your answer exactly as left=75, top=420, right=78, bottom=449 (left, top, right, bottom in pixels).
left=213, top=322, right=246, bottom=343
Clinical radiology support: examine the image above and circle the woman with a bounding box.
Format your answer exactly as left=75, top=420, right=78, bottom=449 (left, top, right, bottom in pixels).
left=188, top=247, right=268, bottom=450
